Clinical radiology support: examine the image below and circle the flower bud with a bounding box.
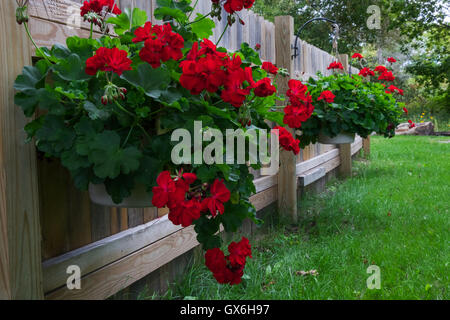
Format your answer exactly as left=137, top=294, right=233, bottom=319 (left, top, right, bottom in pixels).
left=101, top=96, right=108, bottom=105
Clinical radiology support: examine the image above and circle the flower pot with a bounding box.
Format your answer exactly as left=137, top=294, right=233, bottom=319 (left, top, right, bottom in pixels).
left=89, top=183, right=153, bottom=208
left=318, top=132, right=355, bottom=144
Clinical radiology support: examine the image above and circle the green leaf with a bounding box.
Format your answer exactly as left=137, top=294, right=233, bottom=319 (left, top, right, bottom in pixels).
left=190, top=13, right=215, bottom=39
left=66, top=37, right=97, bottom=61
left=14, top=66, right=45, bottom=94
left=104, top=175, right=136, bottom=204
left=83, top=101, right=111, bottom=120
left=154, top=7, right=187, bottom=23
left=88, top=131, right=142, bottom=179
left=106, top=8, right=148, bottom=35
left=24, top=116, right=44, bottom=142
left=61, top=148, right=90, bottom=171
left=121, top=63, right=171, bottom=99
left=53, top=53, right=91, bottom=81
left=14, top=92, right=39, bottom=117
left=36, top=115, right=76, bottom=156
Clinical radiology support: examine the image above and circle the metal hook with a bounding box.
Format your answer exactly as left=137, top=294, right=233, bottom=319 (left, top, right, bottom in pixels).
left=292, top=17, right=339, bottom=60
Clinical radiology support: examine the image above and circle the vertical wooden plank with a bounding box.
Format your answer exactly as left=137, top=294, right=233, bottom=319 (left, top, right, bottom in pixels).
left=275, top=16, right=297, bottom=223
left=127, top=208, right=144, bottom=228
left=90, top=204, right=111, bottom=242
left=120, top=208, right=128, bottom=231
left=143, top=207, right=158, bottom=223
left=0, top=1, right=43, bottom=299
left=363, top=136, right=370, bottom=158
left=339, top=143, right=352, bottom=178
left=110, top=207, right=119, bottom=235
left=38, top=159, right=69, bottom=260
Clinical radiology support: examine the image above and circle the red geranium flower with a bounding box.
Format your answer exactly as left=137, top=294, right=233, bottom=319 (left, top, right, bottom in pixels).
left=351, top=53, right=363, bottom=59
left=358, top=67, right=375, bottom=77
left=262, top=62, right=278, bottom=75
left=222, top=0, right=255, bottom=14
left=317, top=90, right=336, bottom=103
left=403, top=107, right=408, bottom=114
left=136, top=23, right=184, bottom=68
left=387, top=57, right=397, bottom=63
left=378, top=70, right=395, bottom=82
left=408, top=120, right=416, bottom=128
left=327, top=61, right=344, bottom=70
left=205, top=237, right=252, bottom=285
left=228, top=237, right=252, bottom=266
left=168, top=198, right=201, bottom=227
left=273, top=126, right=300, bottom=155
left=80, top=0, right=121, bottom=17
left=152, top=171, right=176, bottom=208
left=374, top=65, right=388, bottom=73
left=253, top=78, right=276, bottom=97
left=201, top=179, right=231, bottom=216
left=85, top=47, right=132, bottom=76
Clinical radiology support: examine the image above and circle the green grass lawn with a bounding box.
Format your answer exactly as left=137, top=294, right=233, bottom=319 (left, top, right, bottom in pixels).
left=161, top=135, right=449, bottom=300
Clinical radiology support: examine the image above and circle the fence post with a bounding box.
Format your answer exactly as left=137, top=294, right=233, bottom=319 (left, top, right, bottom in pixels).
left=363, top=137, right=371, bottom=158
left=338, top=54, right=352, bottom=178
left=0, top=1, right=43, bottom=299
left=275, top=16, right=297, bottom=223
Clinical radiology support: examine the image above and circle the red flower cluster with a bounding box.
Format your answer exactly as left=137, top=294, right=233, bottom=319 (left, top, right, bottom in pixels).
left=318, top=90, right=335, bottom=103
left=403, top=107, right=408, bottom=114
left=262, top=62, right=278, bottom=75
left=152, top=171, right=200, bottom=227
left=205, top=237, right=252, bottom=285
left=327, top=61, right=344, bottom=70
left=387, top=57, right=397, bottom=63
left=374, top=65, right=387, bottom=73
left=408, top=119, right=416, bottom=128
left=219, top=0, right=255, bottom=14
left=180, top=39, right=275, bottom=107
left=283, top=79, right=314, bottom=129
left=133, top=22, right=184, bottom=68
left=201, top=179, right=231, bottom=216
left=387, top=85, right=403, bottom=95
left=85, top=47, right=132, bottom=76
left=81, top=0, right=121, bottom=17
left=152, top=171, right=231, bottom=226
left=378, top=70, right=395, bottom=82
left=351, top=53, right=364, bottom=60
left=273, top=126, right=300, bottom=155
left=358, top=67, right=375, bottom=77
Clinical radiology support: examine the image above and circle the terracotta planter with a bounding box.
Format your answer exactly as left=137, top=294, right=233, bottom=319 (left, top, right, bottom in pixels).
left=318, top=132, right=355, bottom=144
left=89, top=183, right=153, bottom=208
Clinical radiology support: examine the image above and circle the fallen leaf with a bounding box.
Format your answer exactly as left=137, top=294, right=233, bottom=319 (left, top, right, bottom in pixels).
left=295, top=269, right=319, bottom=276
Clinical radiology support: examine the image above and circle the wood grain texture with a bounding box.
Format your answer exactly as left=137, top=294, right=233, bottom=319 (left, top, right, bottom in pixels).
left=42, top=214, right=182, bottom=293
left=0, top=1, right=43, bottom=299
left=339, top=143, right=352, bottom=178
left=363, top=136, right=370, bottom=157
left=275, top=16, right=297, bottom=222
left=45, top=225, right=198, bottom=299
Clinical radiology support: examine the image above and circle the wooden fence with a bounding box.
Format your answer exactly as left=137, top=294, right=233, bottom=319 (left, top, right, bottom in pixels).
left=0, top=0, right=366, bottom=299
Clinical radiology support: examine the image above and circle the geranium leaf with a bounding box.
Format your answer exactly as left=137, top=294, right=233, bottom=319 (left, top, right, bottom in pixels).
left=53, top=53, right=91, bottom=81
left=190, top=13, right=215, bottom=39
left=121, top=63, right=171, bottom=99
left=88, top=131, right=142, bottom=179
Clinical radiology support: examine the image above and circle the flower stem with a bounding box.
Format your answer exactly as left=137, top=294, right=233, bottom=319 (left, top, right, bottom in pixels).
left=23, top=22, right=51, bottom=65
left=186, top=12, right=211, bottom=26
left=187, top=0, right=199, bottom=19
left=215, top=22, right=229, bottom=46
left=89, top=22, right=94, bottom=39
left=114, top=100, right=135, bottom=118
left=121, top=125, right=134, bottom=147
left=137, top=123, right=152, bottom=141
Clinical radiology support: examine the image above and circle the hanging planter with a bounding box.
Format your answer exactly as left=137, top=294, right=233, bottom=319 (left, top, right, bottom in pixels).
left=89, top=183, right=152, bottom=208
left=318, top=132, right=355, bottom=144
